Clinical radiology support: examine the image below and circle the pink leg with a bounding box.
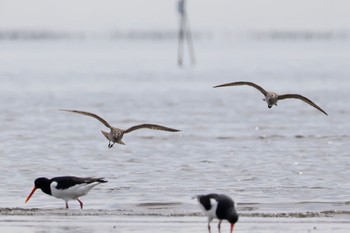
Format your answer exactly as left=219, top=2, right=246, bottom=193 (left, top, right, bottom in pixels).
left=230, top=224, right=234, bottom=233
left=77, top=198, right=83, bottom=209
left=218, top=220, right=222, bottom=233
left=207, top=223, right=211, bottom=233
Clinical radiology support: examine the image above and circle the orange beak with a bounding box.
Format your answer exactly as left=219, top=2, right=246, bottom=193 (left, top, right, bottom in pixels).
left=230, top=224, right=235, bottom=233
left=25, top=186, right=37, bottom=203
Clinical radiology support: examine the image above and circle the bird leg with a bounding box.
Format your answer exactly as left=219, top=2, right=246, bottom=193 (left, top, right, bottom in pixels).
left=65, top=201, right=69, bottom=209
left=207, top=223, right=211, bottom=233
left=77, top=198, right=83, bottom=209
left=218, top=220, right=222, bottom=233
left=230, top=224, right=234, bottom=233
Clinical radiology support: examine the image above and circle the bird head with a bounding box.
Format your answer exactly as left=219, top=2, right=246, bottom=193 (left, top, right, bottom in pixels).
left=25, top=177, right=50, bottom=203
left=227, top=211, right=239, bottom=224
left=227, top=210, right=239, bottom=233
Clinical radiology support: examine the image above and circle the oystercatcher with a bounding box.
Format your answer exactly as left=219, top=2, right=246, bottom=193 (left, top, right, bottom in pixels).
left=60, top=109, right=180, bottom=148
left=214, top=81, right=328, bottom=115
left=195, top=194, right=239, bottom=233
left=25, top=176, right=107, bottom=209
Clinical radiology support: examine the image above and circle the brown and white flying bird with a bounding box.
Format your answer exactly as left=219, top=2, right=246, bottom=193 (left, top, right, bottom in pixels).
left=214, top=81, right=328, bottom=115
left=60, top=109, right=180, bottom=148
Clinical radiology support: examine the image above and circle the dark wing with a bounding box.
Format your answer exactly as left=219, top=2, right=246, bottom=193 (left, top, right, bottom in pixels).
left=215, top=194, right=236, bottom=219
left=278, top=94, right=328, bottom=115
left=213, top=81, right=268, bottom=96
left=215, top=194, right=234, bottom=207
left=53, top=176, right=107, bottom=190
left=124, top=124, right=180, bottom=134
left=59, top=109, right=113, bottom=128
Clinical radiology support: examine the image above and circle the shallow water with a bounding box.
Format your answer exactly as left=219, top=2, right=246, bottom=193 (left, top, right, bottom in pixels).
left=0, top=36, right=349, bottom=218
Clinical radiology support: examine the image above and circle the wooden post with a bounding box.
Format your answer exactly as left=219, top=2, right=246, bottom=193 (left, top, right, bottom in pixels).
left=177, top=0, right=185, bottom=66
left=177, top=0, right=195, bottom=66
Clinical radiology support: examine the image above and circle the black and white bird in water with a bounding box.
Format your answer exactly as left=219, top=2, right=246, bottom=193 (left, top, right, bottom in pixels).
left=214, top=81, right=328, bottom=115
left=25, top=176, right=107, bottom=209
left=195, top=194, right=239, bottom=233
left=60, top=109, right=180, bottom=148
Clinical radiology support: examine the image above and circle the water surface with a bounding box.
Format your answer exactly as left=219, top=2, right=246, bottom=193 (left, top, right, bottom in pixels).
left=0, top=36, right=349, bottom=218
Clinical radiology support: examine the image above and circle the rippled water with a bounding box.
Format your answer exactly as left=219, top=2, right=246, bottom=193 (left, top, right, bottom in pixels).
left=0, top=37, right=349, bottom=217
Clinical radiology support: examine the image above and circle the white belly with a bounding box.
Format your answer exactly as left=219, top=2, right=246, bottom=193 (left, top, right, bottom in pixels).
left=198, top=198, right=218, bottom=222
left=50, top=181, right=100, bottom=201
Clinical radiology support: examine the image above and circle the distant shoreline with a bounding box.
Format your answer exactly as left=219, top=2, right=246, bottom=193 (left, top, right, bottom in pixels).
left=0, top=29, right=348, bottom=41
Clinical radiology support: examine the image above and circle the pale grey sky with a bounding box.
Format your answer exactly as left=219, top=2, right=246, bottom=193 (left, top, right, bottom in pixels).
left=0, top=0, right=349, bottom=32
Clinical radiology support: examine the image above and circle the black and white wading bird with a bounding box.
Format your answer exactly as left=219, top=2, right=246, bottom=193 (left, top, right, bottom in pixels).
left=25, top=176, right=107, bottom=209
left=60, top=109, right=180, bottom=148
left=214, top=81, right=328, bottom=115
left=195, top=194, right=239, bottom=233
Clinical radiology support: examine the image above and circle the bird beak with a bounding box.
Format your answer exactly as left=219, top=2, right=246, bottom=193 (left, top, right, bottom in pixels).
left=25, top=186, right=37, bottom=203
left=230, top=224, right=235, bottom=233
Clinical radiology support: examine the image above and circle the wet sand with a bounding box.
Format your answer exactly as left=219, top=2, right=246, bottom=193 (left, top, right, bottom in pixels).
left=1, top=210, right=350, bottom=233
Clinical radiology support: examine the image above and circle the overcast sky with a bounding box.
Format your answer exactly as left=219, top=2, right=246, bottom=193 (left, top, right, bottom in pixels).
left=0, top=0, right=349, bottom=32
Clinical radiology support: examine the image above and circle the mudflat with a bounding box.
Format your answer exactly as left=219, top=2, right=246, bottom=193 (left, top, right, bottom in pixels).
left=0, top=209, right=350, bottom=233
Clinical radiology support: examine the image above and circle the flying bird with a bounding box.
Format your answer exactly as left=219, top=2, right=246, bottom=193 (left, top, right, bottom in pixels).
left=60, top=109, right=180, bottom=148
left=25, top=176, right=107, bottom=209
left=214, top=81, right=327, bottom=115
left=195, top=193, right=239, bottom=233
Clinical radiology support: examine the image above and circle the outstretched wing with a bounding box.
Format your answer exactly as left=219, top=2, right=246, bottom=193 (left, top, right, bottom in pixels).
left=278, top=94, right=328, bottom=115
left=213, top=81, right=268, bottom=96
left=59, top=109, right=113, bottom=128
left=124, top=124, right=180, bottom=134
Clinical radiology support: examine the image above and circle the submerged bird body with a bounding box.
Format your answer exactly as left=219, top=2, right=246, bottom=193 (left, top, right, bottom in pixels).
left=214, top=81, right=327, bottom=115
left=25, top=176, right=107, bottom=209
left=60, top=109, right=180, bottom=148
left=196, top=194, right=239, bottom=233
